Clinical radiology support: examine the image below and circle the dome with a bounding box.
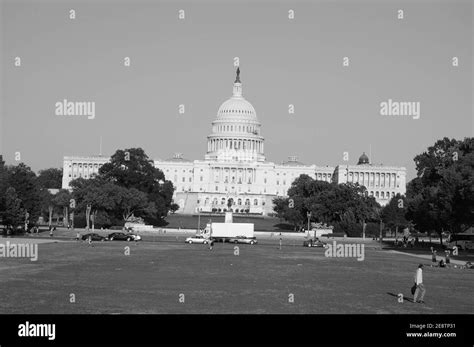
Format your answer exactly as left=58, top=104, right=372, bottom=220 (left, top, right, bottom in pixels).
left=357, top=152, right=370, bottom=165
left=215, top=67, right=258, bottom=121
left=217, top=98, right=257, bottom=120
left=205, top=67, right=266, bottom=163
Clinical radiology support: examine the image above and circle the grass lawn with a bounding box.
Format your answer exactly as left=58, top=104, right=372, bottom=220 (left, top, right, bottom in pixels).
left=163, top=214, right=292, bottom=231
left=0, top=237, right=473, bottom=314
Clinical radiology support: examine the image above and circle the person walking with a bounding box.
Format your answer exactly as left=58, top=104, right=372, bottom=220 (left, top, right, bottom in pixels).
left=431, top=247, right=437, bottom=264
left=413, top=264, right=426, bottom=304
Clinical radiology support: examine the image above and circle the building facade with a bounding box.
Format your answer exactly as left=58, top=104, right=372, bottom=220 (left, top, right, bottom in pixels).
left=61, top=68, right=406, bottom=215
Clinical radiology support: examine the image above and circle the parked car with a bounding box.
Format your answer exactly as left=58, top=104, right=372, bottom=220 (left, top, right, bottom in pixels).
left=107, top=232, right=141, bottom=241
left=229, top=236, right=258, bottom=245
left=303, top=238, right=327, bottom=248
left=185, top=235, right=213, bottom=244
left=129, top=234, right=142, bottom=241
left=81, top=233, right=107, bottom=241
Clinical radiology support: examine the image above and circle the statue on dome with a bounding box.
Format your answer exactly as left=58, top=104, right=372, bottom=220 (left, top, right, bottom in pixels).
left=235, top=67, right=241, bottom=83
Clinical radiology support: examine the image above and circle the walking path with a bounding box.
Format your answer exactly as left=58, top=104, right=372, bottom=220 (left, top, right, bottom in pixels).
left=388, top=250, right=469, bottom=266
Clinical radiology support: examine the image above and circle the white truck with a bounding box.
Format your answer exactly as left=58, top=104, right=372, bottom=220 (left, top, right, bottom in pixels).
left=202, top=223, right=254, bottom=242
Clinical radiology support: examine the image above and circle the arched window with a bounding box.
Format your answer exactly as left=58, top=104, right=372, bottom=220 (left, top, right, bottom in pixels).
left=245, top=199, right=250, bottom=205
left=237, top=198, right=242, bottom=205
left=221, top=198, right=226, bottom=205
left=376, top=191, right=379, bottom=198
left=381, top=192, right=385, bottom=199
left=254, top=199, right=258, bottom=206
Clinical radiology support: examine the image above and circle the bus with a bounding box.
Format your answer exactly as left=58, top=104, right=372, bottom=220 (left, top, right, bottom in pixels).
left=447, top=233, right=474, bottom=250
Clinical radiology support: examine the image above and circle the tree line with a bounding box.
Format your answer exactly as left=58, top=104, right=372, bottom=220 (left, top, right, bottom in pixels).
left=273, top=137, right=473, bottom=243
left=0, top=148, right=178, bottom=231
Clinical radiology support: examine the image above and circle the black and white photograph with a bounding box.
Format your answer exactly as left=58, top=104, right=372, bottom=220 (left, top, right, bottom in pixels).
left=0, top=0, right=473, bottom=345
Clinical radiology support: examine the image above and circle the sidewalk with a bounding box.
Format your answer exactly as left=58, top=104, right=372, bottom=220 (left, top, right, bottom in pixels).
left=388, top=250, right=468, bottom=266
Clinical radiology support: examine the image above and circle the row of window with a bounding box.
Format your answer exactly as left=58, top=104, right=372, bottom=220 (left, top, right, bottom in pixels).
left=214, top=124, right=259, bottom=134
left=368, top=191, right=396, bottom=199
left=166, top=169, right=195, bottom=173
left=173, top=177, right=293, bottom=186
left=179, top=185, right=282, bottom=195
left=69, top=173, right=97, bottom=179
left=221, top=109, right=253, bottom=115
left=200, top=197, right=263, bottom=206
left=68, top=163, right=103, bottom=168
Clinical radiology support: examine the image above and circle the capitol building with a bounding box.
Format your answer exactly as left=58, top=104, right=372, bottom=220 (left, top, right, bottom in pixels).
left=62, top=68, right=407, bottom=215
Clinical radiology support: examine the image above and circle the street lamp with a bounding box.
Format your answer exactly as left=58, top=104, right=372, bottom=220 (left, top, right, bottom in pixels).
left=307, top=212, right=312, bottom=235
left=86, top=204, right=91, bottom=231
left=197, top=207, right=202, bottom=233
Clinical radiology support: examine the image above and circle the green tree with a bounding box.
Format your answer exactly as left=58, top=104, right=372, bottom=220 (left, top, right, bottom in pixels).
left=98, top=148, right=174, bottom=224
left=406, top=137, right=474, bottom=245
left=1, top=187, right=25, bottom=228
left=6, top=163, right=42, bottom=226
left=381, top=193, right=408, bottom=236
left=39, top=189, right=55, bottom=227
left=274, top=175, right=380, bottom=235
left=52, top=189, right=73, bottom=227
left=273, top=196, right=304, bottom=230
left=170, top=203, right=180, bottom=214
left=37, top=168, right=63, bottom=189
left=70, top=177, right=156, bottom=225
left=0, top=155, right=8, bottom=216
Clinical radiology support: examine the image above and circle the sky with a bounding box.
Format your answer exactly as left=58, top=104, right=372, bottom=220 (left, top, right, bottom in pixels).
left=0, top=0, right=472, bottom=181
